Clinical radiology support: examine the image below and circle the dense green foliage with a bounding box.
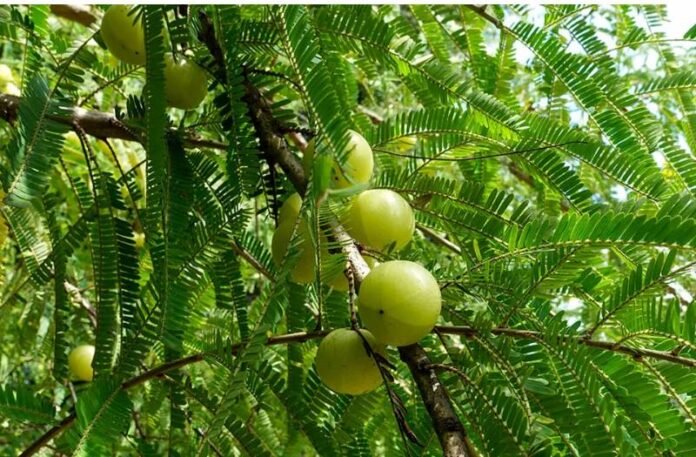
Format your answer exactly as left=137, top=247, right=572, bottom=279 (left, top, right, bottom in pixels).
left=1, top=4, right=696, bottom=456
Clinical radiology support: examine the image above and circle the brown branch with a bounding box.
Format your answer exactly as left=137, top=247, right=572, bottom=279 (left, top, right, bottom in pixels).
left=19, top=414, right=77, bottom=457
left=399, top=344, right=477, bottom=456
left=50, top=5, right=98, bottom=27
left=230, top=240, right=274, bottom=281
left=436, top=325, right=696, bottom=368
left=0, top=94, right=226, bottom=151
left=241, top=82, right=308, bottom=194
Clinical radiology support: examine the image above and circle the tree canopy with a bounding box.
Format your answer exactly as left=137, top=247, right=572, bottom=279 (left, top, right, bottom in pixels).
left=1, top=4, right=696, bottom=456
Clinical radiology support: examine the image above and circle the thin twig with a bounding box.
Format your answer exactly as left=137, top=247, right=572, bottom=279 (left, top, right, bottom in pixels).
left=20, top=329, right=328, bottom=456
left=64, top=281, right=97, bottom=327
left=417, top=224, right=462, bottom=254
left=348, top=263, right=358, bottom=329
left=436, top=325, right=696, bottom=368
left=230, top=240, right=274, bottom=280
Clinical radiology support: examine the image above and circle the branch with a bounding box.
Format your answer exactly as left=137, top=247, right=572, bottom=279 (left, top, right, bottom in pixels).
left=436, top=325, right=696, bottom=368
left=399, top=344, right=477, bottom=457
left=230, top=240, right=274, bottom=281
left=50, top=5, right=98, bottom=27
left=0, top=94, right=226, bottom=151
left=417, top=224, right=462, bottom=254
left=19, top=414, right=77, bottom=457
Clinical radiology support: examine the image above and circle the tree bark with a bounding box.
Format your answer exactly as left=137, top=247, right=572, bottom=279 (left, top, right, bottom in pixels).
left=400, top=343, right=474, bottom=457
left=0, top=94, right=226, bottom=150
left=50, top=5, right=97, bottom=27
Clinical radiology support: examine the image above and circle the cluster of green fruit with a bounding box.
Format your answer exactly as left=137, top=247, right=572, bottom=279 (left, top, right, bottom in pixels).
left=272, top=131, right=442, bottom=395
left=100, top=5, right=208, bottom=110
left=0, top=63, right=21, bottom=96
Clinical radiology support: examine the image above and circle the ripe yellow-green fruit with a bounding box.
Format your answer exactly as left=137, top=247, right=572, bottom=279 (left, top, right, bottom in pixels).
left=278, top=193, right=302, bottom=225
left=303, top=130, right=374, bottom=188
left=272, top=220, right=316, bottom=284
left=315, top=328, right=385, bottom=395
left=68, top=345, right=95, bottom=382
left=346, top=189, right=415, bottom=252
left=164, top=55, right=208, bottom=110
left=100, top=5, right=146, bottom=66
left=358, top=260, right=441, bottom=346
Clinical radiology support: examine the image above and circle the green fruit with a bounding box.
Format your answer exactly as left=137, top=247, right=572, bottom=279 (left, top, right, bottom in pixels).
left=346, top=189, right=415, bottom=252
left=278, top=193, right=302, bottom=225
left=68, top=345, right=95, bottom=382
left=100, top=5, right=146, bottom=65
left=304, top=130, right=374, bottom=188
left=164, top=55, right=208, bottom=110
left=358, top=260, right=441, bottom=346
left=272, top=220, right=316, bottom=284
left=315, top=328, right=385, bottom=395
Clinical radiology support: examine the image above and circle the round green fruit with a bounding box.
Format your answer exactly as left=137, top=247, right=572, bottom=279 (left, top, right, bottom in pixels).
left=100, top=5, right=146, bottom=66
left=346, top=189, right=415, bottom=252
left=272, top=220, right=316, bottom=284
left=304, top=130, right=374, bottom=189
left=278, top=193, right=302, bottom=225
left=315, top=328, right=385, bottom=395
left=68, top=345, right=95, bottom=382
left=358, top=260, right=441, bottom=346
left=164, top=55, right=208, bottom=110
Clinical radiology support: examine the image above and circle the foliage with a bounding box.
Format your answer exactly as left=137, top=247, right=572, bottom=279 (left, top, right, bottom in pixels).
left=0, top=4, right=696, bottom=456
